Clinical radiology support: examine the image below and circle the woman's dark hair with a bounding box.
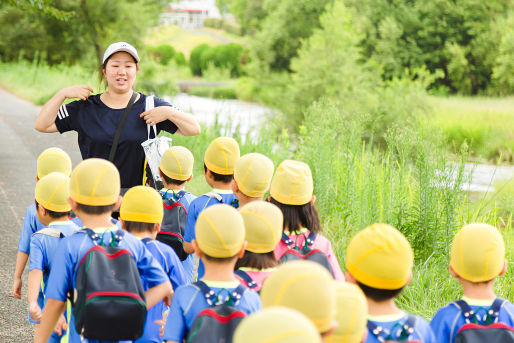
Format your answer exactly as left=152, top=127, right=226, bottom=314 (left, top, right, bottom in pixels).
left=204, top=164, right=233, bottom=183
left=159, top=169, right=186, bottom=186
left=356, top=281, right=405, bottom=302
left=235, top=251, right=277, bottom=270
left=269, top=197, right=321, bottom=234
left=35, top=200, right=71, bottom=219
left=76, top=203, right=116, bottom=215
left=123, top=221, right=155, bottom=233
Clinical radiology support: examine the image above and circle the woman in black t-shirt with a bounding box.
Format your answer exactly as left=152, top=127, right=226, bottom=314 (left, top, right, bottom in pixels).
left=34, top=42, right=200, bottom=188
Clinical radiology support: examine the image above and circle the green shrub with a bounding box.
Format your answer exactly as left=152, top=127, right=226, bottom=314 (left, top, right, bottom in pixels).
left=174, top=52, right=187, bottom=66
left=203, top=18, right=223, bottom=29
left=148, top=44, right=176, bottom=66
left=190, top=43, right=244, bottom=77
left=189, top=43, right=210, bottom=76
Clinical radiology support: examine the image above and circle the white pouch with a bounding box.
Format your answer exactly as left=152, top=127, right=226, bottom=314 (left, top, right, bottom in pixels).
left=141, top=95, right=172, bottom=188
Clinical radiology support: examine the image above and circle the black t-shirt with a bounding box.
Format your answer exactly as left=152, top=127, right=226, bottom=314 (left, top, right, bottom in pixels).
left=55, top=93, right=178, bottom=188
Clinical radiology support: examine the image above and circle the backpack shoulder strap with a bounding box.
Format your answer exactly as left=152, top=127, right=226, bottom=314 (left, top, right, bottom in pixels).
left=141, top=237, right=153, bottom=244
left=397, top=315, right=416, bottom=340
left=235, top=270, right=258, bottom=290
left=488, top=298, right=506, bottom=323
left=194, top=281, right=217, bottom=306
left=305, top=231, right=317, bottom=248
left=34, top=227, right=63, bottom=238
left=453, top=299, right=476, bottom=323
left=367, top=320, right=390, bottom=341
left=281, top=232, right=295, bottom=247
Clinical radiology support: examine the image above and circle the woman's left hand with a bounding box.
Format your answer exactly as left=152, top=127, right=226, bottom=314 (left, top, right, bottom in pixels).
left=140, top=107, right=170, bottom=126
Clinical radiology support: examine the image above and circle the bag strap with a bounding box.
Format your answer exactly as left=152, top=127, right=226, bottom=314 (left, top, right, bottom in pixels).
left=367, top=315, right=416, bottom=342
left=33, top=227, right=63, bottom=238
left=194, top=280, right=246, bottom=306
left=141, top=237, right=153, bottom=244
left=108, top=91, right=138, bottom=162
left=281, top=231, right=317, bottom=249
left=234, top=270, right=258, bottom=290
left=367, top=320, right=391, bottom=342
left=488, top=298, right=506, bottom=323
left=145, top=95, right=158, bottom=139
left=82, top=228, right=125, bottom=247
left=453, top=299, right=477, bottom=324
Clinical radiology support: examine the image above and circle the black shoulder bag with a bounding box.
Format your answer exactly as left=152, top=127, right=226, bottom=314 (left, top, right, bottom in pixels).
left=108, top=91, right=138, bottom=162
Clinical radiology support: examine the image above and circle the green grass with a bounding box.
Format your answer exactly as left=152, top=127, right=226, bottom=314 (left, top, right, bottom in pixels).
left=428, top=96, right=514, bottom=163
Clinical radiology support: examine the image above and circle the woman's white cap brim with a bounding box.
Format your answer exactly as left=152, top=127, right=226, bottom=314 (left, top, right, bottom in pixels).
left=102, top=42, right=140, bottom=64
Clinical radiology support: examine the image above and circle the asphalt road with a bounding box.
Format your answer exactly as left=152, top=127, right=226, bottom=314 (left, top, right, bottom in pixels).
left=0, top=88, right=82, bottom=342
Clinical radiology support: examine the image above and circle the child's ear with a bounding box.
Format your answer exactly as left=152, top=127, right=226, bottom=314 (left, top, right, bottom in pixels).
left=345, top=271, right=357, bottom=284
left=35, top=175, right=39, bottom=181
left=113, top=195, right=123, bottom=212
left=499, top=260, right=508, bottom=276
left=187, top=175, right=193, bottom=182
left=310, top=195, right=317, bottom=205
left=266, top=195, right=271, bottom=202
left=153, top=222, right=161, bottom=233
left=192, top=240, right=203, bottom=257
left=231, top=180, right=239, bottom=194
left=120, top=219, right=127, bottom=230
left=68, top=197, right=78, bottom=212
left=236, top=241, right=247, bottom=258
left=449, top=265, right=459, bottom=279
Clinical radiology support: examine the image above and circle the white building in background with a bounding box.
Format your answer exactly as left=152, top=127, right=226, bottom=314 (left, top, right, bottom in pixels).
left=161, top=0, right=221, bottom=28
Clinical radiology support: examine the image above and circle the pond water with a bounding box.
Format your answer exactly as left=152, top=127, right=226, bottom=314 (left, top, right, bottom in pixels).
left=166, top=93, right=514, bottom=193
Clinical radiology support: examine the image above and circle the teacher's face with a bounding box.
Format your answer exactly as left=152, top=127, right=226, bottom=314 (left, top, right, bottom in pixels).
left=103, top=52, right=139, bottom=94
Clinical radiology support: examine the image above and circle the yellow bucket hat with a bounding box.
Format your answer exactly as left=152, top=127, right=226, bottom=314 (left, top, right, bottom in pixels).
left=450, top=223, right=505, bottom=282
left=346, top=223, right=414, bottom=290
left=234, top=153, right=274, bottom=198
left=37, top=147, right=72, bottom=179
left=120, top=186, right=164, bottom=224
left=195, top=204, right=245, bottom=258
left=260, top=260, right=336, bottom=333
left=69, top=158, right=120, bottom=206
left=204, top=137, right=240, bottom=175
left=326, top=282, right=368, bottom=343
left=35, top=172, right=71, bottom=212
left=234, top=307, right=322, bottom=343
left=270, top=160, right=313, bottom=205
left=240, top=201, right=283, bottom=253
left=159, top=146, right=194, bottom=181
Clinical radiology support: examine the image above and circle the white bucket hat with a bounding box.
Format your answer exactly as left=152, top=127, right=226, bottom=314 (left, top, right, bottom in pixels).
left=102, top=42, right=140, bottom=64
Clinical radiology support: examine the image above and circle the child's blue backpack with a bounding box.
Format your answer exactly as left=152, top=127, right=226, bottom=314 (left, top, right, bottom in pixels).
left=157, top=191, right=188, bottom=261
left=453, top=298, right=514, bottom=343
left=278, top=232, right=334, bottom=277
left=367, top=315, right=421, bottom=342
left=73, top=229, right=146, bottom=341
left=186, top=281, right=247, bottom=343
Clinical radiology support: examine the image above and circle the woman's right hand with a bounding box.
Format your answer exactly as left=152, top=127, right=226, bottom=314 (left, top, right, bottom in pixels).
left=59, top=85, right=94, bottom=101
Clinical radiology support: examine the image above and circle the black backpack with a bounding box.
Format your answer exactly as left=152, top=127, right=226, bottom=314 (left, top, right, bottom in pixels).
left=454, top=298, right=514, bottom=343
left=234, top=269, right=260, bottom=293
left=367, top=315, right=421, bottom=342
left=278, top=232, right=335, bottom=277
left=73, top=229, right=146, bottom=341
left=156, top=192, right=188, bottom=261
left=186, top=281, right=247, bottom=343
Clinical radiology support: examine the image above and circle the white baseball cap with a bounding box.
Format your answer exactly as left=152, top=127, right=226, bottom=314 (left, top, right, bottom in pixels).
left=102, top=42, right=140, bottom=64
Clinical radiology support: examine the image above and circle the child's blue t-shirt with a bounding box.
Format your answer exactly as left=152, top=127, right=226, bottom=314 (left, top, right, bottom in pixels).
left=365, top=313, right=436, bottom=343
left=135, top=238, right=187, bottom=343
left=17, top=203, right=46, bottom=254
left=183, top=190, right=238, bottom=279
left=162, top=280, right=261, bottom=342
left=430, top=297, right=514, bottom=343
left=45, top=227, right=170, bottom=343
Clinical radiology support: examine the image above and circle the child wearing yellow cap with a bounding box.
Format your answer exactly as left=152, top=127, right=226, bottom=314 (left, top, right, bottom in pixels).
left=430, top=223, right=514, bottom=342
left=345, top=223, right=435, bottom=343
left=27, top=172, right=79, bottom=342
left=234, top=307, right=322, bottom=343
left=232, top=153, right=274, bottom=207
left=260, top=260, right=337, bottom=338
left=326, top=282, right=368, bottom=343
left=234, top=201, right=283, bottom=292
left=35, top=159, right=173, bottom=343
left=269, top=160, right=344, bottom=280
left=119, top=186, right=187, bottom=343
left=163, top=204, right=261, bottom=343
left=183, top=137, right=240, bottom=279
left=12, top=147, right=72, bottom=300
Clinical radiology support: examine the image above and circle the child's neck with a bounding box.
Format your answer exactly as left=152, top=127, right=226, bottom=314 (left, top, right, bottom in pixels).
left=47, top=216, right=70, bottom=225
left=163, top=183, right=185, bottom=192
left=237, top=195, right=260, bottom=208
left=460, top=279, right=496, bottom=300
left=77, top=212, right=114, bottom=229
left=210, top=181, right=232, bottom=191
left=129, top=231, right=155, bottom=240
left=202, top=259, right=238, bottom=282
left=366, top=297, right=402, bottom=316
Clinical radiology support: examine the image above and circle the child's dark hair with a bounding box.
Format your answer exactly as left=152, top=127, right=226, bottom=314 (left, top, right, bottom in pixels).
left=202, top=253, right=238, bottom=263
left=235, top=251, right=277, bottom=270
left=159, top=169, right=186, bottom=186
left=356, top=281, right=405, bottom=302
left=204, top=164, right=233, bottom=183
left=76, top=203, right=116, bottom=215
left=269, top=197, right=321, bottom=234
left=35, top=200, right=71, bottom=219
left=123, top=220, right=155, bottom=233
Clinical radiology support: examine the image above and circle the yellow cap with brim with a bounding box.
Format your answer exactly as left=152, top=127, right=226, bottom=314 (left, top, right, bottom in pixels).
left=326, top=282, right=368, bottom=343
left=240, top=201, right=283, bottom=253
left=204, top=137, right=240, bottom=175
left=270, top=160, right=313, bottom=205
left=69, top=158, right=120, bottom=206
left=37, top=147, right=72, bottom=179
left=234, top=307, right=322, bottom=343
left=35, top=172, right=71, bottom=212
left=195, top=204, right=245, bottom=258
left=260, top=260, right=336, bottom=333
left=346, top=223, right=414, bottom=290
left=450, top=223, right=505, bottom=282
left=120, top=186, right=163, bottom=223
left=160, top=146, right=194, bottom=181
left=234, top=153, right=274, bottom=198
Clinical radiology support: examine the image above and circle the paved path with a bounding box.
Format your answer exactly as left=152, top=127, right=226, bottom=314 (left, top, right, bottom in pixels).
left=0, top=88, right=82, bottom=342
